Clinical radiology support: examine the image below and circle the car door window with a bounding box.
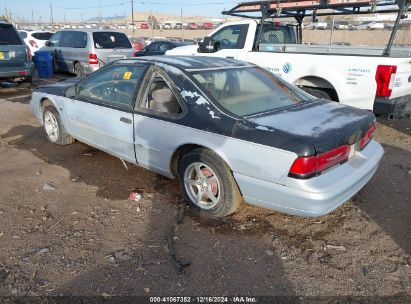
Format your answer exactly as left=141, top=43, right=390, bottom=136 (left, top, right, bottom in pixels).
left=77, top=64, right=146, bottom=109
left=48, top=32, right=62, bottom=47
left=210, top=24, right=249, bottom=50
left=158, top=42, right=173, bottom=52
left=140, top=71, right=182, bottom=115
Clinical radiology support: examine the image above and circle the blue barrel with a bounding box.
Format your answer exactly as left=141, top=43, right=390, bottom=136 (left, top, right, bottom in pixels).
left=34, top=51, right=54, bottom=78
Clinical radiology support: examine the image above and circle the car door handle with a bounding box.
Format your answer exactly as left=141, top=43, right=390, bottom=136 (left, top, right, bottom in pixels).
left=226, top=56, right=234, bottom=59
left=120, top=117, right=132, bottom=124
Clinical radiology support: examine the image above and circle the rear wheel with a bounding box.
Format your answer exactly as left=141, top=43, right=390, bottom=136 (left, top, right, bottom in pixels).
left=43, top=106, right=75, bottom=145
left=178, top=148, right=242, bottom=217
left=74, top=62, right=85, bottom=77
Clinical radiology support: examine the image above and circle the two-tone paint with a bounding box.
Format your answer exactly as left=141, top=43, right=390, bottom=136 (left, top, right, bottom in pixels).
left=31, top=56, right=384, bottom=216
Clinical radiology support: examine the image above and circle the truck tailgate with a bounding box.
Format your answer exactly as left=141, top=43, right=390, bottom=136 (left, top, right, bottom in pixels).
left=391, top=58, right=411, bottom=99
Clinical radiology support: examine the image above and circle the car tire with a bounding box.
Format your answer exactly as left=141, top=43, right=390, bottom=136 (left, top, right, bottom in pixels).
left=42, top=106, right=75, bottom=145
left=74, top=62, right=85, bottom=77
left=303, top=87, right=332, bottom=100
left=18, top=76, right=32, bottom=89
left=178, top=148, right=242, bottom=217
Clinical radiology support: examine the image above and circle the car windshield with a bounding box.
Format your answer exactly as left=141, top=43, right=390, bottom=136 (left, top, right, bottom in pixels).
left=191, top=67, right=314, bottom=117
left=0, top=24, right=22, bottom=45
left=93, top=32, right=132, bottom=49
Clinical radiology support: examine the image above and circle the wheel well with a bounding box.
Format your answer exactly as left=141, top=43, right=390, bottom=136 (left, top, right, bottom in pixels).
left=73, top=61, right=80, bottom=73
left=294, top=76, right=339, bottom=102
left=170, top=144, right=205, bottom=177
left=40, top=98, right=55, bottom=111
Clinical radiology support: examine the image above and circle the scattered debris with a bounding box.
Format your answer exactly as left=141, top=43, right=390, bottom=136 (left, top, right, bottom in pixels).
left=114, top=250, right=131, bottom=261
left=0, top=267, right=9, bottom=282
left=83, top=153, right=92, bottom=156
left=37, top=248, right=49, bottom=254
left=144, top=287, right=150, bottom=293
left=129, top=192, right=142, bottom=202
left=265, top=249, right=274, bottom=256
left=42, top=182, right=56, bottom=191
left=324, top=244, right=347, bottom=251
left=47, top=216, right=64, bottom=232
left=164, top=203, right=191, bottom=272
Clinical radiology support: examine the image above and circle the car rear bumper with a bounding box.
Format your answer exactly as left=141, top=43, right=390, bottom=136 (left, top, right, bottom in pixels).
left=373, top=94, right=411, bottom=119
left=235, top=140, right=384, bottom=217
left=0, top=62, right=34, bottom=80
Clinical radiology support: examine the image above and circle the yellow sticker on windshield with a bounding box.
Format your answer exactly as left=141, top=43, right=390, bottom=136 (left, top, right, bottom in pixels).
left=123, top=72, right=132, bottom=80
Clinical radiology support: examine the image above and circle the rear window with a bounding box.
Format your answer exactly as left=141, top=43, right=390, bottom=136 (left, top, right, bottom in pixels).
left=93, top=32, right=132, bottom=49
left=0, top=24, right=22, bottom=45
left=192, top=67, right=314, bottom=117
left=31, top=32, right=54, bottom=40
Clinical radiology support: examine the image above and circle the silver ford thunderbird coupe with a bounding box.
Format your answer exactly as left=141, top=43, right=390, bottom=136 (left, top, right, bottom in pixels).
left=30, top=56, right=384, bottom=217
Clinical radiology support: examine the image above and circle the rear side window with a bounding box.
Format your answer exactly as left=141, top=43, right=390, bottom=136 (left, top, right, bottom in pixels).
left=0, top=24, right=22, bottom=45
left=60, top=31, right=87, bottom=48
left=93, top=32, right=132, bottom=49
left=19, top=31, right=28, bottom=39
left=31, top=32, right=54, bottom=40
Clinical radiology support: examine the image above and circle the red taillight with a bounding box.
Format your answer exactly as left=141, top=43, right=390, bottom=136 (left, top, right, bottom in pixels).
left=360, top=123, right=377, bottom=150
left=89, top=53, right=98, bottom=65
left=28, top=40, right=38, bottom=48
left=26, top=48, right=31, bottom=61
left=375, top=65, right=397, bottom=97
left=289, top=145, right=351, bottom=179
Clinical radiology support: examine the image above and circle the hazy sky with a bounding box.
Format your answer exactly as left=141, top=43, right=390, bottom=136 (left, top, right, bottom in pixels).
left=3, top=0, right=242, bottom=22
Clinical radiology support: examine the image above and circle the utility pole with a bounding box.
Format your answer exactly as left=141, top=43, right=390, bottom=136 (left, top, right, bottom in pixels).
left=98, top=0, right=102, bottom=29
left=181, top=8, right=184, bottom=40
left=31, top=9, right=34, bottom=26
left=50, top=2, right=54, bottom=29
left=131, top=0, right=135, bottom=34
left=81, top=12, right=84, bottom=28
left=4, top=7, right=9, bottom=22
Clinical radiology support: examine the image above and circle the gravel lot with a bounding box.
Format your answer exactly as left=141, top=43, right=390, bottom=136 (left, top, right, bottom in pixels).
left=0, top=73, right=410, bottom=301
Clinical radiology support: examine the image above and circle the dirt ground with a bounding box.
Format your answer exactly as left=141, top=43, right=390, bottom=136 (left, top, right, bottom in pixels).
left=0, top=74, right=410, bottom=302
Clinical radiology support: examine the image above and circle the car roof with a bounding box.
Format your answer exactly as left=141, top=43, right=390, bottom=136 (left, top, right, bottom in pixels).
left=118, top=56, right=255, bottom=71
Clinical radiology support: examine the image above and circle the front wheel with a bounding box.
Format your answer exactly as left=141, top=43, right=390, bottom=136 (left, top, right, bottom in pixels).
left=43, top=106, right=75, bottom=145
left=178, top=148, right=242, bottom=217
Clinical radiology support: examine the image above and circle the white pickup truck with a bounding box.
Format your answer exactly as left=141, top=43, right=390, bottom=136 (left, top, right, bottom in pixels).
left=167, top=1, right=411, bottom=118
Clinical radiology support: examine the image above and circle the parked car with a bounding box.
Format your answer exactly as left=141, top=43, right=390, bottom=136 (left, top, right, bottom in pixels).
left=0, top=21, right=33, bottom=87
left=140, top=23, right=149, bottom=30
left=187, top=23, right=199, bottom=30
left=162, top=23, right=172, bottom=30
left=134, top=41, right=190, bottom=56
left=174, top=23, right=183, bottom=30
left=201, top=22, right=214, bottom=30
left=145, top=37, right=167, bottom=45
left=19, top=30, right=54, bottom=55
left=130, top=37, right=146, bottom=51
left=41, top=29, right=134, bottom=76
left=30, top=56, right=383, bottom=218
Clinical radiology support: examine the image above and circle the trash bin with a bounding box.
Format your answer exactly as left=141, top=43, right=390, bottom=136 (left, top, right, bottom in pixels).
left=34, top=51, right=54, bottom=78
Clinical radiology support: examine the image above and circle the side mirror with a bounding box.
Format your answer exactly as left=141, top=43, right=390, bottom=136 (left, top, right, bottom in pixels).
left=45, top=41, right=51, bottom=47
left=198, top=36, right=216, bottom=53
left=65, top=85, right=76, bottom=98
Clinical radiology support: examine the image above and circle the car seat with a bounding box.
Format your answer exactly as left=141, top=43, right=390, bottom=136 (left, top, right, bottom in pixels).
left=150, top=88, right=181, bottom=114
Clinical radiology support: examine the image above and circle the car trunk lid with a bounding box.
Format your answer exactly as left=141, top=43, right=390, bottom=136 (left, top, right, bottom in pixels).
left=244, top=99, right=375, bottom=155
